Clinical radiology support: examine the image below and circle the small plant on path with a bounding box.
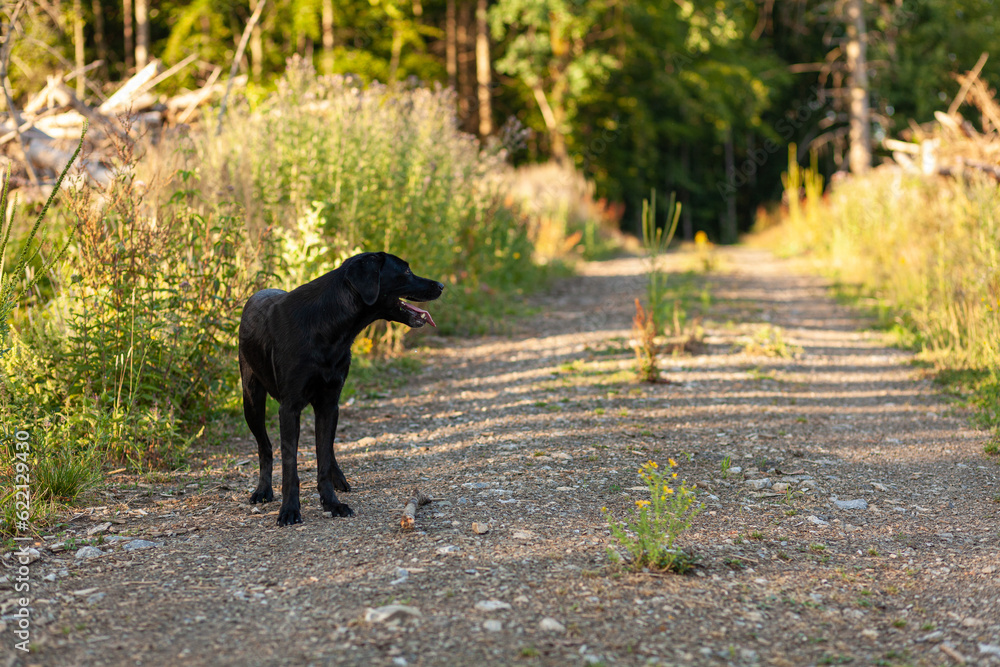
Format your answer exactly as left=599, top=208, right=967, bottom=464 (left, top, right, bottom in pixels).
left=632, top=190, right=680, bottom=382
left=603, top=458, right=702, bottom=573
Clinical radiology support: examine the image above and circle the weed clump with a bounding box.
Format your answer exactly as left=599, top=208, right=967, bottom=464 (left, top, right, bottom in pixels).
left=603, top=459, right=702, bottom=573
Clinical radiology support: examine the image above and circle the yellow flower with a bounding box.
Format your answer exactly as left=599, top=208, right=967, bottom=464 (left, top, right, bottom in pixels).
left=672, top=472, right=678, bottom=479
left=601, top=506, right=608, bottom=512
left=665, top=487, right=674, bottom=494
left=635, top=499, right=650, bottom=508
left=646, top=460, right=658, bottom=469
left=668, top=458, right=677, bottom=468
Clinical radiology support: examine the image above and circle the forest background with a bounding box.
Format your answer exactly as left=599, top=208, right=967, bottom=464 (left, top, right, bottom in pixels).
left=8, top=0, right=999, bottom=239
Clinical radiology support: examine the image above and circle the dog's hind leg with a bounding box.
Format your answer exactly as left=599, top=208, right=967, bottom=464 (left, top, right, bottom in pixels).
left=243, top=375, right=275, bottom=505
left=314, top=399, right=354, bottom=517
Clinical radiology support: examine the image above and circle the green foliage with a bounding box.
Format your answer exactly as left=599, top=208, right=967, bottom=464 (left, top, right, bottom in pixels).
left=739, top=324, right=803, bottom=359
left=3, top=127, right=268, bottom=470
left=1, top=129, right=91, bottom=536
left=986, top=430, right=999, bottom=458
left=490, top=0, right=618, bottom=158
left=162, top=0, right=442, bottom=88
left=581, top=0, right=782, bottom=236
left=720, top=455, right=732, bottom=479
left=603, top=459, right=702, bottom=573
left=3, top=59, right=574, bottom=494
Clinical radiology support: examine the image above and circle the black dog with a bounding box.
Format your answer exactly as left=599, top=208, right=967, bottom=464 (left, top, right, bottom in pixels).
left=238, top=252, right=444, bottom=526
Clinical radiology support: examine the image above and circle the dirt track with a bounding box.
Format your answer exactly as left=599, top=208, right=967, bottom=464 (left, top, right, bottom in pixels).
left=4, top=247, right=999, bottom=667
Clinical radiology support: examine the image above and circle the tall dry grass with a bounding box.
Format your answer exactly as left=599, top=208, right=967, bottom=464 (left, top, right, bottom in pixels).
left=761, top=159, right=1000, bottom=426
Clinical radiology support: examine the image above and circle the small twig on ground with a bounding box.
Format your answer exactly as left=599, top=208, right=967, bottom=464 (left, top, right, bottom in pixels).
left=399, top=488, right=433, bottom=530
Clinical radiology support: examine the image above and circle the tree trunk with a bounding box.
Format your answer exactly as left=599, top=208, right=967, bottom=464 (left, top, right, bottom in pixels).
left=388, top=24, right=403, bottom=85
left=475, top=0, right=492, bottom=136
left=73, top=0, right=85, bottom=98
left=92, top=0, right=106, bottom=79
left=135, top=0, right=149, bottom=70
left=456, top=1, right=472, bottom=128
left=529, top=81, right=567, bottom=164
left=250, top=20, right=263, bottom=81
left=722, top=128, right=738, bottom=244
left=681, top=143, right=693, bottom=241
left=321, top=0, right=334, bottom=73
left=123, top=0, right=134, bottom=73
left=445, top=0, right=456, bottom=90
left=844, top=0, right=870, bottom=174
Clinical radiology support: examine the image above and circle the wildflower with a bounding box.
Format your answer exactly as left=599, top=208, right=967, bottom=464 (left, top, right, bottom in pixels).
left=635, top=499, right=650, bottom=508
left=672, top=472, right=678, bottom=479
left=647, top=460, right=658, bottom=469
left=668, top=458, right=677, bottom=468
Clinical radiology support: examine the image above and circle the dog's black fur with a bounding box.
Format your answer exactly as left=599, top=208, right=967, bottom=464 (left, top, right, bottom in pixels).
left=238, top=252, right=444, bottom=526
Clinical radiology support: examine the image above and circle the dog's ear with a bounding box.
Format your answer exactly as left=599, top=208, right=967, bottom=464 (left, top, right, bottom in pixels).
left=345, top=253, right=384, bottom=306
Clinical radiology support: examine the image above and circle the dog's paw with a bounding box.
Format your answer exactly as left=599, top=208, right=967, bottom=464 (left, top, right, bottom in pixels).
left=249, top=487, right=274, bottom=504
left=276, top=504, right=303, bottom=526
left=324, top=502, right=354, bottom=518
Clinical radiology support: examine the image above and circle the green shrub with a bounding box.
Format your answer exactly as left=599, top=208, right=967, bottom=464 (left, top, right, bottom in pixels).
left=1, top=129, right=98, bottom=535
left=3, top=129, right=269, bottom=470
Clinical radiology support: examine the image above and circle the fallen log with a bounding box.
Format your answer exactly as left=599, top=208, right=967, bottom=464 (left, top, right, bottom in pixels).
left=23, top=75, right=73, bottom=114
left=173, top=67, right=223, bottom=124
left=0, top=107, right=61, bottom=146
left=25, top=139, right=113, bottom=187
left=399, top=489, right=433, bottom=530
left=98, top=60, right=159, bottom=115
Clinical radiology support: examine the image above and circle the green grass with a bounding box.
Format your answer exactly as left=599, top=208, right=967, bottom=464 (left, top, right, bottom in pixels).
left=739, top=324, right=803, bottom=358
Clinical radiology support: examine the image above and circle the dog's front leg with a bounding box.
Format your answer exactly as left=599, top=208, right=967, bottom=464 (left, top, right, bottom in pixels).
left=315, top=399, right=354, bottom=517
left=276, top=404, right=303, bottom=526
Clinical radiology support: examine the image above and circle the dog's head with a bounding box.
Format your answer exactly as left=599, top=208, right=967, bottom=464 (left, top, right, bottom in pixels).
left=343, top=252, right=444, bottom=328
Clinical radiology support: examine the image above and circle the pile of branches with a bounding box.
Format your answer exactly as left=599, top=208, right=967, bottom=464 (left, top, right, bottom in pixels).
left=884, top=52, right=1000, bottom=181
left=0, top=55, right=241, bottom=201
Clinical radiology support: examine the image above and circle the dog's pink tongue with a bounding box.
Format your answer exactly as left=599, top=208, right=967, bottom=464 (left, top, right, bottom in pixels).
left=402, top=301, right=437, bottom=327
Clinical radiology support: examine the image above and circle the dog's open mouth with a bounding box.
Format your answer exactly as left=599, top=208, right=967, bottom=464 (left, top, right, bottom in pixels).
left=399, top=300, right=437, bottom=328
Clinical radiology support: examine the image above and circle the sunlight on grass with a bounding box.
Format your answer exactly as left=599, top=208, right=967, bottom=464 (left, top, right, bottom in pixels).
left=758, top=150, right=1000, bottom=429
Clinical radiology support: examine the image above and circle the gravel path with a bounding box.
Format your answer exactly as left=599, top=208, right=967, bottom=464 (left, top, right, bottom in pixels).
left=4, top=246, right=999, bottom=667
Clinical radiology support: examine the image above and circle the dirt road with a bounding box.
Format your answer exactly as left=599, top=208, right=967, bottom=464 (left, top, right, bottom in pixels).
left=5, top=247, right=999, bottom=667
